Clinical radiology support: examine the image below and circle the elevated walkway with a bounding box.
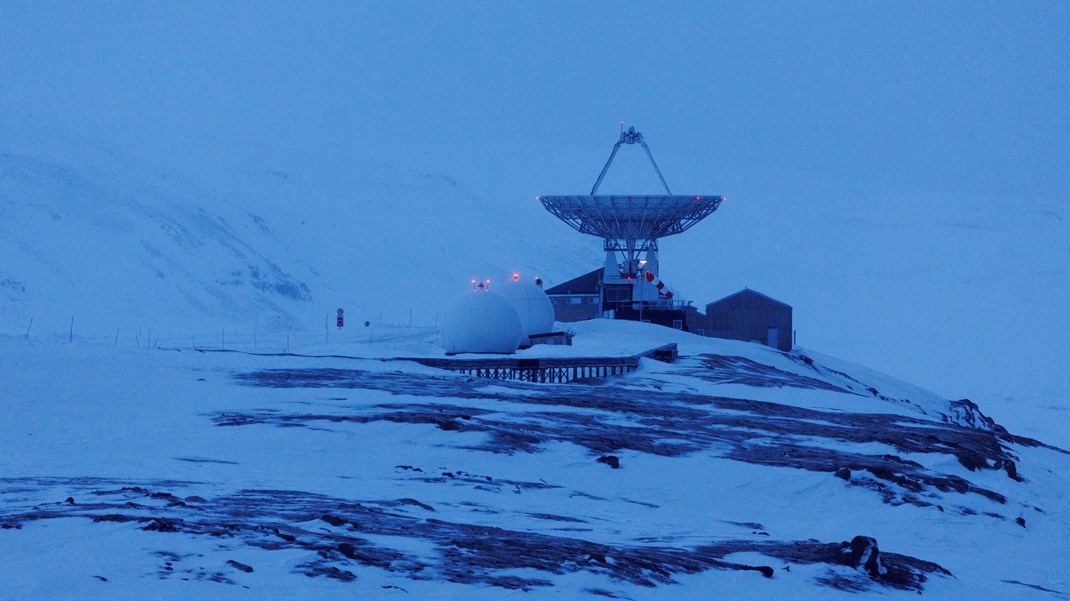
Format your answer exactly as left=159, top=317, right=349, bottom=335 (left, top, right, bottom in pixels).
left=403, top=343, right=677, bottom=384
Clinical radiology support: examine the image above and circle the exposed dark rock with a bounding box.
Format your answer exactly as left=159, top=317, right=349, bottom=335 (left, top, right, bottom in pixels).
left=0, top=482, right=954, bottom=593
left=483, top=575, right=552, bottom=590
left=947, top=399, right=1009, bottom=434
left=65, top=497, right=75, bottom=505
left=321, top=514, right=346, bottom=527
left=697, top=355, right=854, bottom=393
left=1002, top=580, right=1065, bottom=594
left=142, top=519, right=179, bottom=532
left=1001, top=459, right=1022, bottom=482
left=841, top=536, right=885, bottom=578
left=228, top=365, right=1037, bottom=507
left=226, top=559, right=253, bottom=573
left=586, top=589, right=629, bottom=599
left=834, top=467, right=852, bottom=480
left=597, top=455, right=621, bottom=469
left=1015, top=517, right=1026, bottom=528
left=296, top=561, right=356, bottom=582
left=91, top=514, right=139, bottom=523
left=381, top=498, right=435, bottom=512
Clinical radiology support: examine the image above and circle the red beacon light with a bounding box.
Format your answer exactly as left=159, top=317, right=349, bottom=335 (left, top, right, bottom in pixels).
left=512, top=273, right=519, bottom=281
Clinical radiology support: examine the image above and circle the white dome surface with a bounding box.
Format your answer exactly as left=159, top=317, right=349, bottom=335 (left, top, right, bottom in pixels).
left=440, top=290, right=522, bottom=354
left=496, top=279, right=555, bottom=346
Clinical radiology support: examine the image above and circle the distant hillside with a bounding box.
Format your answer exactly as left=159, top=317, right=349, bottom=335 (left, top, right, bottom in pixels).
left=1, top=125, right=1066, bottom=407
left=0, top=136, right=591, bottom=339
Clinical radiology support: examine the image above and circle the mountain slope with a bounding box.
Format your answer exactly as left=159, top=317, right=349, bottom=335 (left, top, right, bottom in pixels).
left=0, top=136, right=593, bottom=338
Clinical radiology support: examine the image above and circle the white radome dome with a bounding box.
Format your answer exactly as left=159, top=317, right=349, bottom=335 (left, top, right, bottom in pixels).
left=496, top=278, right=555, bottom=346
left=440, top=290, right=523, bottom=354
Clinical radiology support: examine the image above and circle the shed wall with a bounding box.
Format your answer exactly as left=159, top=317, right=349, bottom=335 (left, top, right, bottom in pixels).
left=706, top=291, right=792, bottom=351
left=552, top=303, right=600, bottom=322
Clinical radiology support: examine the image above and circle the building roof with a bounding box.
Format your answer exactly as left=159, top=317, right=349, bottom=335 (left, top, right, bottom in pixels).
left=706, top=288, right=792, bottom=310
left=544, top=268, right=601, bottom=295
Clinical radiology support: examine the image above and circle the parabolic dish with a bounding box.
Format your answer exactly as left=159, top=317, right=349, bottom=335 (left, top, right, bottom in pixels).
left=537, top=194, right=724, bottom=242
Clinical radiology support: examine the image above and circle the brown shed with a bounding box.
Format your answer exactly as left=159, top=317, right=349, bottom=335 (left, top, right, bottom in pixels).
left=706, top=289, right=792, bottom=352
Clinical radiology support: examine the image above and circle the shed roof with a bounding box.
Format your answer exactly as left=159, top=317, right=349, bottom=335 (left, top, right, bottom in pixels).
left=706, top=288, right=791, bottom=310
left=544, top=268, right=601, bottom=295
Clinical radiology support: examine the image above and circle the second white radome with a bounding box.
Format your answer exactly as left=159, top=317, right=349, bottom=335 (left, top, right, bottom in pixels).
left=496, top=277, right=555, bottom=347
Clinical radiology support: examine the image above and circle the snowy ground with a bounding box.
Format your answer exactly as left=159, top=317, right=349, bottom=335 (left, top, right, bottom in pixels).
left=2, top=320, right=1067, bottom=599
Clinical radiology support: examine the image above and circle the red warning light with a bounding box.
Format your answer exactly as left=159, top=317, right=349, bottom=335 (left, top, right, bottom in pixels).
left=512, top=273, right=519, bottom=281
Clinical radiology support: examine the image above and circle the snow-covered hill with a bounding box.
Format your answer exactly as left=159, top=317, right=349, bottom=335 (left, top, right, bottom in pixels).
left=1, top=321, right=1067, bottom=599
left=0, top=149, right=317, bottom=333
left=2, top=3, right=1067, bottom=598
left=0, top=133, right=592, bottom=339
left=3, top=120, right=1066, bottom=411
left=2, top=127, right=1068, bottom=598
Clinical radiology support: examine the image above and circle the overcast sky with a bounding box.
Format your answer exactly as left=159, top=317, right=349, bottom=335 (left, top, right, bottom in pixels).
left=2, top=1, right=1067, bottom=403
left=3, top=1, right=1066, bottom=195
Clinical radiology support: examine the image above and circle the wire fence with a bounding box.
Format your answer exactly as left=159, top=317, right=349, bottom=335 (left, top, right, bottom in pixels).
left=6, top=315, right=440, bottom=356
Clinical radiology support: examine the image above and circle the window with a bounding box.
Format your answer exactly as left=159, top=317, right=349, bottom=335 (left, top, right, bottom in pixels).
left=672, top=319, right=683, bottom=330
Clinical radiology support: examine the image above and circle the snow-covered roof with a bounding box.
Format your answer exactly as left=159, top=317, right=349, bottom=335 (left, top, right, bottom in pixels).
left=706, top=288, right=792, bottom=309
left=544, top=268, right=602, bottom=295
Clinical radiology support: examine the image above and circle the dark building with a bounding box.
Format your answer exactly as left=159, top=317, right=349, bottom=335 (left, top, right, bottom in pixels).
left=706, top=289, right=792, bottom=352
left=682, top=305, right=708, bottom=336
left=545, top=267, right=694, bottom=332
left=544, top=269, right=601, bottom=322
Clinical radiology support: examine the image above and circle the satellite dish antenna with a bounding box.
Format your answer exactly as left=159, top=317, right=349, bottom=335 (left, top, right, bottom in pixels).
left=590, top=126, right=672, bottom=196
left=538, top=127, right=725, bottom=275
